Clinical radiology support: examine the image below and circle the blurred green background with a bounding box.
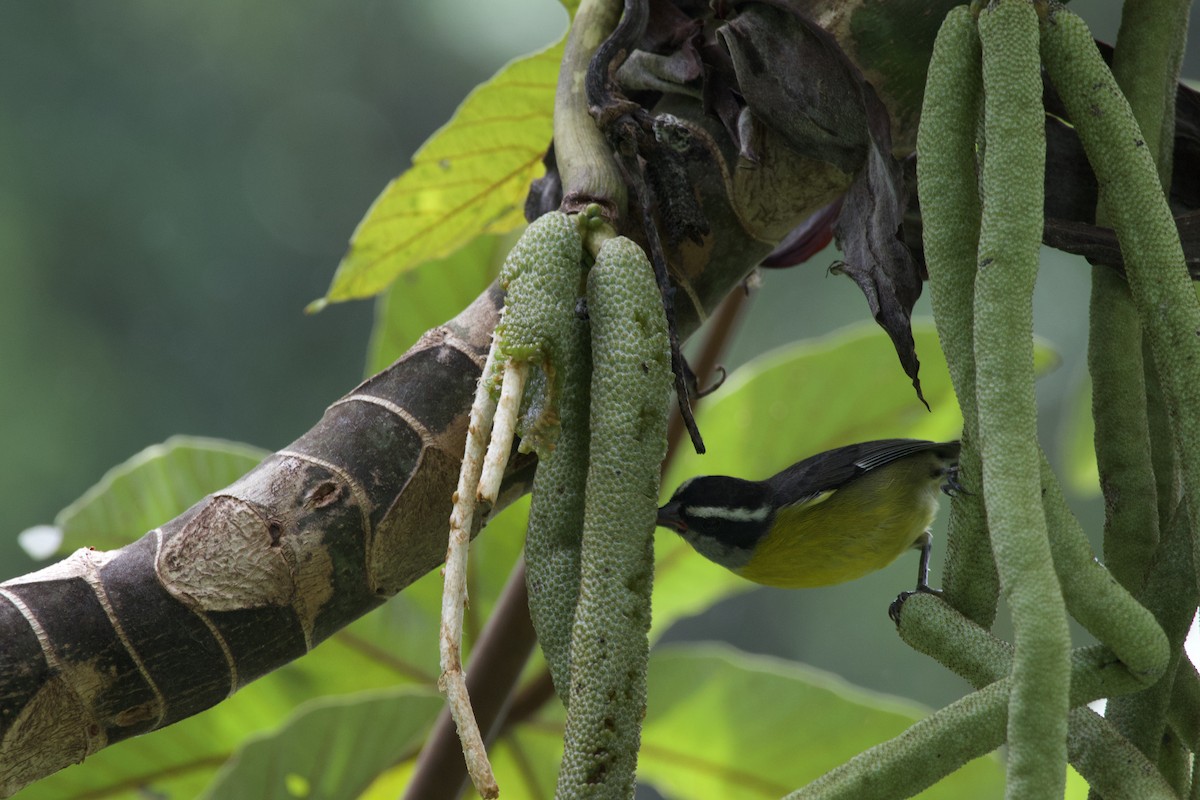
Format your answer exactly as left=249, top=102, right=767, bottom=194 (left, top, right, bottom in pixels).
left=0, top=0, right=1193, bottom=753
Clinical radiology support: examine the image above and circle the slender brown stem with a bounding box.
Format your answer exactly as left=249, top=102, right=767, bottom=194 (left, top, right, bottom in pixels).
left=504, top=668, right=558, bottom=730
left=665, top=287, right=748, bottom=461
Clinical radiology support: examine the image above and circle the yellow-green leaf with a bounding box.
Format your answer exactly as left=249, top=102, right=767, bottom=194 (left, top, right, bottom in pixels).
left=319, top=40, right=562, bottom=304
left=364, top=230, right=515, bottom=376
left=639, top=645, right=1005, bottom=799
left=54, top=435, right=268, bottom=554
left=201, top=688, right=442, bottom=800
left=505, top=644, right=1005, bottom=799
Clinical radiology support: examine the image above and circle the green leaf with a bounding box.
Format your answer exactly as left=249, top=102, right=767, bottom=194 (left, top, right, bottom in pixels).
left=19, top=663, right=400, bottom=800
left=639, top=644, right=1005, bottom=799
left=1065, top=765, right=1090, bottom=800
left=358, top=762, right=417, bottom=800
left=318, top=40, right=561, bottom=304
left=364, top=230, right=516, bottom=376
left=664, top=319, right=1060, bottom=488
left=666, top=322, right=964, bottom=490
left=510, top=644, right=1004, bottom=799
left=200, top=688, right=443, bottom=800
left=54, top=435, right=268, bottom=553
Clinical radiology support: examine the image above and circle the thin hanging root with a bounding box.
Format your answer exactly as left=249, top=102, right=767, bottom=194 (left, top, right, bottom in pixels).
left=478, top=361, right=529, bottom=507
left=440, top=351, right=533, bottom=800
left=438, top=209, right=584, bottom=798
left=440, top=343, right=501, bottom=800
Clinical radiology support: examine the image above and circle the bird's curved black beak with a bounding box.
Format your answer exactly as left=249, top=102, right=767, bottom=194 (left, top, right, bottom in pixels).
left=656, top=501, right=688, bottom=533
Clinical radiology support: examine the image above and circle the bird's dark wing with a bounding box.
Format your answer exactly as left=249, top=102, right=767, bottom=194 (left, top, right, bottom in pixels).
left=765, top=439, right=960, bottom=505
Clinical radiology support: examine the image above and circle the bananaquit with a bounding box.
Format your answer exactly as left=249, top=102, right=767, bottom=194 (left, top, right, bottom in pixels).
left=656, top=439, right=961, bottom=590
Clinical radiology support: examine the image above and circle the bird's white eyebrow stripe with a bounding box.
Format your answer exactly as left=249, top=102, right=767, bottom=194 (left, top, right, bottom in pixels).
left=686, top=504, right=772, bottom=523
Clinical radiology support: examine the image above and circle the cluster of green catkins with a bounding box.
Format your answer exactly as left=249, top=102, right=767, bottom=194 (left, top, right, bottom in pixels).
left=794, top=2, right=1199, bottom=798
left=496, top=208, right=671, bottom=798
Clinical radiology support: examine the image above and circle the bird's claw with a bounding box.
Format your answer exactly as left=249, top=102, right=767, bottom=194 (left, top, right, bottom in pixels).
left=940, top=465, right=969, bottom=497
left=888, top=585, right=944, bottom=624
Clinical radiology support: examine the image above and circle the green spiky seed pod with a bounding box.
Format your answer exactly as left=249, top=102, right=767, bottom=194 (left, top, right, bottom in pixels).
left=975, top=3, right=1070, bottom=797
left=557, top=236, right=671, bottom=799
left=494, top=211, right=593, bottom=704
left=915, top=4, right=997, bottom=628
left=1040, top=3, right=1200, bottom=607
left=495, top=211, right=586, bottom=453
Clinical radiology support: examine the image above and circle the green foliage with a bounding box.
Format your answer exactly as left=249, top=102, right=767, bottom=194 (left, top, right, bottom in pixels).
left=201, top=688, right=443, bottom=800
left=664, top=321, right=1055, bottom=493
left=641, top=646, right=1002, bottom=800
left=491, top=644, right=1005, bottom=799
left=365, top=231, right=515, bottom=375
left=314, top=40, right=563, bottom=305
left=54, top=436, right=268, bottom=553
left=12, top=1, right=1196, bottom=797
left=666, top=324, right=961, bottom=491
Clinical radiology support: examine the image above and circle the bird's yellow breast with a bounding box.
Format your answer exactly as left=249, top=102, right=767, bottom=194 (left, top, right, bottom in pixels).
left=737, top=460, right=942, bottom=588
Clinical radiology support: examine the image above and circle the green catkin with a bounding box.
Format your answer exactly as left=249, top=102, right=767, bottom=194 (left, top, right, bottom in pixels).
left=1082, top=0, right=1186, bottom=597
left=1102, top=499, right=1197, bottom=767
left=1038, top=454, right=1168, bottom=683
left=494, top=211, right=589, bottom=703
left=1168, top=664, right=1200, bottom=753
left=1144, top=350, right=1180, bottom=534
left=1108, top=0, right=1192, bottom=186
left=1103, top=0, right=1191, bottom=581
left=1065, top=709, right=1180, bottom=800
left=1040, top=6, right=1200, bottom=603
left=894, top=594, right=1176, bottom=800
left=495, top=211, right=584, bottom=421
left=1088, top=267, right=1158, bottom=592
left=896, top=452, right=1169, bottom=687
left=1042, top=6, right=1197, bottom=796
left=1157, top=719, right=1191, bottom=799
left=897, top=595, right=1150, bottom=703
left=915, top=3, right=998, bottom=628
left=521, top=319, right=590, bottom=705
left=556, top=236, right=671, bottom=799
left=974, top=3, right=1070, bottom=797
left=788, top=641, right=1176, bottom=800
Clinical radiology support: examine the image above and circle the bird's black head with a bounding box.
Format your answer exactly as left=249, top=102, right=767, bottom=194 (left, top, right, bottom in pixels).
left=656, top=475, right=776, bottom=557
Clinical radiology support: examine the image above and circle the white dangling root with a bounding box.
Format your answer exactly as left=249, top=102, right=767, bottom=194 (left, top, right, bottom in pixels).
left=439, top=342, right=502, bottom=799
left=478, top=361, right=529, bottom=508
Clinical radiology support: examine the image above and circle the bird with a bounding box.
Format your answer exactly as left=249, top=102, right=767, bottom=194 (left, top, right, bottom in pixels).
left=655, top=439, right=961, bottom=591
